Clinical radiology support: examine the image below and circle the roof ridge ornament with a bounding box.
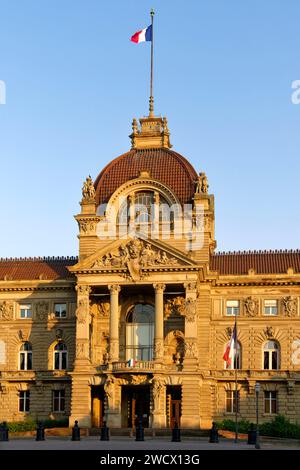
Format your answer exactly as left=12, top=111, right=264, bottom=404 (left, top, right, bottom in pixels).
left=129, top=115, right=172, bottom=150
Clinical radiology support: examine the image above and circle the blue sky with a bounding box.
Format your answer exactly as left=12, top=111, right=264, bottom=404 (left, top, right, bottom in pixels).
left=0, top=0, right=299, bottom=257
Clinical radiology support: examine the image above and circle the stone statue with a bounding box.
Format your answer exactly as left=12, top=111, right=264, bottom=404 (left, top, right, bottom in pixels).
left=195, top=172, right=209, bottom=194
left=82, top=175, right=96, bottom=202
left=104, top=377, right=115, bottom=399
left=152, top=379, right=164, bottom=410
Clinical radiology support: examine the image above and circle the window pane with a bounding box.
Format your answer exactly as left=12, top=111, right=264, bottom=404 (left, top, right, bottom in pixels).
left=227, top=300, right=239, bottom=307
left=55, top=304, right=67, bottom=318
left=264, top=351, right=269, bottom=369
left=226, top=391, right=231, bottom=412
left=27, top=352, right=32, bottom=370
left=20, top=305, right=32, bottom=318
left=233, top=391, right=239, bottom=413
left=25, top=392, right=30, bottom=412
left=61, top=352, right=67, bottom=369
left=61, top=396, right=65, bottom=411
left=271, top=394, right=277, bottom=414
left=20, top=353, right=25, bottom=370
left=54, top=352, right=59, bottom=369
left=272, top=351, right=278, bottom=370
left=19, top=394, right=24, bottom=412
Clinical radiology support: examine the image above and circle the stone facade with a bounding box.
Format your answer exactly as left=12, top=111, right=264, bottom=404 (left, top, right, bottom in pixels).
left=0, top=114, right=300, bottom=428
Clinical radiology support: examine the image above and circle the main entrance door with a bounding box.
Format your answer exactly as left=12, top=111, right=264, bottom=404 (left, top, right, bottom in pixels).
left=122, top=386, right=150, bottom=428
left=170, top=400, right=181, bottom=428
left=91, top=386, right=105, bottom=428
left=166, top=386, right=182, bottom=428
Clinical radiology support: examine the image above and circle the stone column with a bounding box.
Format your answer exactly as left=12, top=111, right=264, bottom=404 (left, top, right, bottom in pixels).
left=74, top=284, right=92, bottom=367
left=181, top=281, right=200, bottom=428
left=70, top=284, right=92, bottom=428
left=183, top=281, right=198, bottom=367
left=108, top=284, right=121, bottom=362
left=153, top=283, right=165, bottom=361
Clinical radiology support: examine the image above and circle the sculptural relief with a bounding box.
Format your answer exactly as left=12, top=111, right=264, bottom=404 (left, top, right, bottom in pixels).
left=282, top=296, right=297, bottom=317
left=35, top=301, right=49, bottom=321
left=91, top=238, right=179, bottom=280
left=0, top=301, right=14, bottom=321
left=244, top=296, right=259, bottom=317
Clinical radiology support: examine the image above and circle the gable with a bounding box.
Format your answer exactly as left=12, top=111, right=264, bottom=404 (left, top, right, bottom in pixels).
left=69, top=236, right=198, bottom=280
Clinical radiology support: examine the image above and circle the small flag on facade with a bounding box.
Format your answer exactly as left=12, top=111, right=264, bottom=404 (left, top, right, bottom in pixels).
left=127, top=358, right=136, bottom=367
left=130, top=25, right=152, bottom=43
left=223, top=324, right=237, bottom=367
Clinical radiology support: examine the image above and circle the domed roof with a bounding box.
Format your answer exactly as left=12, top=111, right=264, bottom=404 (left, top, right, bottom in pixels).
left=94, top=147, right=198, bottom=206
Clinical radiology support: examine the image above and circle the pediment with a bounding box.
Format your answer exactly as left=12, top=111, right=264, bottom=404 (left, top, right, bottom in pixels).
left=69, top=236, right=198, bottom=279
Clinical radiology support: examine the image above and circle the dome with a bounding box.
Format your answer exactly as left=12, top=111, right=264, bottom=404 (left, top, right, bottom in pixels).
left=94, top=147, right=198, bottom=206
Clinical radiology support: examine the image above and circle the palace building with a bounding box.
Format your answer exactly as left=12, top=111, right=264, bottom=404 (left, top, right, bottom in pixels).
left=0, top=110, right=300, bottom=430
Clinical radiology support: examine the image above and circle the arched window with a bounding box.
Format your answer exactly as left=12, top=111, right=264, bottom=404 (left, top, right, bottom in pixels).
left=117, top=191, right=171, bottom=225
left=134, top=192, right=154, bottom=223
left=263, top=341, right=280, bottom=370
left=126, top=304, right=154, bottom=361
left=54, top=342, right=68, bottom=370
left=224, top=341, right=242, bottom=370
left=19, top=342, right=32, bottom=370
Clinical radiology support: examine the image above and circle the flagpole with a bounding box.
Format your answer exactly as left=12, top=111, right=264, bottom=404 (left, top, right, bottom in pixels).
left=234, top=311, right=238, bottom=444
left=149, top=8, right=154, bottom=117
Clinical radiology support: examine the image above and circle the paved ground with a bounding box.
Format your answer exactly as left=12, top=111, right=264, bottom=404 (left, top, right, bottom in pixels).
left=0, top=436, right=299, bottom=450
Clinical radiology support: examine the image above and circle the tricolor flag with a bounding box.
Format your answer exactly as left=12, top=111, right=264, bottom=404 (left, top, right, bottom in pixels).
left=131, top=25, right=152, bottom=43
left=223, top=324, right=237, bottom=367
left=127, top=358, right=137, bottom=367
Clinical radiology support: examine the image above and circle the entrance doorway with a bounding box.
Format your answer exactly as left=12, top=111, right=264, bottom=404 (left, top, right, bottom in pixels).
left=121, top=386, right=150, bottom=428
left=166, top=386, right=181, bottom=428
left=91, top=386, right=105, bottom=428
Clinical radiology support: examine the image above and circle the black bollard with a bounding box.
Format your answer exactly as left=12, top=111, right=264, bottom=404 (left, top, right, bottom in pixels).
left=135, top=417, right=144, bottom=442
left=71, top=420, right=81, bottom=441
left=100, top=421, right=110, bottom=441
left=209, top=422, right=219, bottom=443
left=36, top=422, right=45, bottom=441
left=247, top=423, right=256, bottom=445
left=171, top=422, right=181, bottom=442
left=0, top=422, right=9, bottom=442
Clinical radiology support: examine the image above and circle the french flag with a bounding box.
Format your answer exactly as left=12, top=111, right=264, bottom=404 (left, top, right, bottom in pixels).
left=127, top=358, right=137, bottom=367
left=223, top=324, right=237, bottom=367
left=131, top=25, right=152, bottom=43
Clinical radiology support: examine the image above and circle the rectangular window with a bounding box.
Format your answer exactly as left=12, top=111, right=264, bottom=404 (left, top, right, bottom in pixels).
left=20, top=304, right=32, bottom=319
left=53, top=390, right=65, bottom=412
left=264, top=391, right=277, bottom=414
left=226, top=390, right=239, bottom=413
left=226, top=300, right=239, bottom=316
left=126, top=324, right=154, bottom=361
left=20, top=351, right=32, bottom=371
left=54, top=303, right=67, bottom=318
left=19, top=391, right=30, bottom=412
left=264, top=300, right=278, bottom=316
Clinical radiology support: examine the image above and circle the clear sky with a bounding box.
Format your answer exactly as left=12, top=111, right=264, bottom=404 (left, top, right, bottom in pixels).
left=0, top=0, right=299, bottom=257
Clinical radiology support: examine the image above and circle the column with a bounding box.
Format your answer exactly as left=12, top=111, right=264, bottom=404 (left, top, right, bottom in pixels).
left=181, top=281, right=200, bottom=428
left=74, top=284, right=92, bottom=367
left=70, top=284, right=92, bottom=428
left=108, top=284, right=121, bottom=362
left=183, top=281, right=198, bottom=367
left=153, top=283, right=165, bottom=361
